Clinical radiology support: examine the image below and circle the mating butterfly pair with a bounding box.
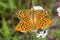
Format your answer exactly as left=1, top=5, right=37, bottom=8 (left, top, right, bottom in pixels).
left=15, top=9, right=52, bottom=32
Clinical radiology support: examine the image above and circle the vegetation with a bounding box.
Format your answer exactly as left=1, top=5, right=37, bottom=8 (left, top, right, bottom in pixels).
left=0, top=0, right=60, bottom=40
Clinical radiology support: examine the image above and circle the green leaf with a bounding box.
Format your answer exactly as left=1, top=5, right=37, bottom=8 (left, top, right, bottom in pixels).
left=7, top=0, right=16, bottom=11
left=12, top=36, right=18, bottom=40
left=40, top=38, right=46, bottom=40
left=0, top=2, right=7, bottom=8
left=55, top=29, right=60, bottom=37
left=2, top=16, right=10, bottom=37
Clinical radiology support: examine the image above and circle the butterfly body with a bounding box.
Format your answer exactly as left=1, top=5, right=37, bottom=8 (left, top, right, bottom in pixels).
left=15, top=10, right=52, bottom=32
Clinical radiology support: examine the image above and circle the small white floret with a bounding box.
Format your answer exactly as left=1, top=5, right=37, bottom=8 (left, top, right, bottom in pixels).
left=31, top=6, right=44, bottom=10
left=57, top=7, right=60, bottom=17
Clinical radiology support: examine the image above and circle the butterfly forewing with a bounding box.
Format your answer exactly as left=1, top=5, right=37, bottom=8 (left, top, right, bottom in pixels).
left=35, top=10, right=50, bottom=19
left=15, top=9, right=32, bottom=19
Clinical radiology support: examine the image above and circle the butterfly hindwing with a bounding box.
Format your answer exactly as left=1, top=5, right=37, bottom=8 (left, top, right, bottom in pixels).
left=34, top=17, right=52, bottom=29
left=16, top=16, right=33, bottom=32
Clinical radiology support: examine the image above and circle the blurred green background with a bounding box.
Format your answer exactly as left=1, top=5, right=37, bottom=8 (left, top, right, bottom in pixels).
left=0, top=0, right=60, bottom=40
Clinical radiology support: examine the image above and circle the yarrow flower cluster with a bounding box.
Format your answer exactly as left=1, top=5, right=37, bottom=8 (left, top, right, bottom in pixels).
left=31, top=6, right=44, bottom=10
left=31, top=6, right=48, bottom=39
left=37, top=29, right=48, bottom=38
left=57, top=7, right=60, bottom=17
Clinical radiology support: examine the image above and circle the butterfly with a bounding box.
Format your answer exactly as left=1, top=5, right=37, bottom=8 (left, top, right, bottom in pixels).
left=15, top=9, right=52, bottom=32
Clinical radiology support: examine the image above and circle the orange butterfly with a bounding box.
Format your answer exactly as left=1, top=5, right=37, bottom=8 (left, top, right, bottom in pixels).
left=15, top=9, right=52, bottom=32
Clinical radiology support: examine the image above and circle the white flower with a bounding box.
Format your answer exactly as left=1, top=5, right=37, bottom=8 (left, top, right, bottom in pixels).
left=31, top=6, right=44, bottom=10
left=57, top=7, right=60, bottom=17
left=57, top=12, right=60, bottom=17
left=37, top=30, right=48, bottom=39
left=57, top=7, right=60, bottom=13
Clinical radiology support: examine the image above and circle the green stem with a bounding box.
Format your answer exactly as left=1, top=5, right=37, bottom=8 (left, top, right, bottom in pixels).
left=50, top=0, right=54, bottom=13
left=32, top=0, right=37, bottom=6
